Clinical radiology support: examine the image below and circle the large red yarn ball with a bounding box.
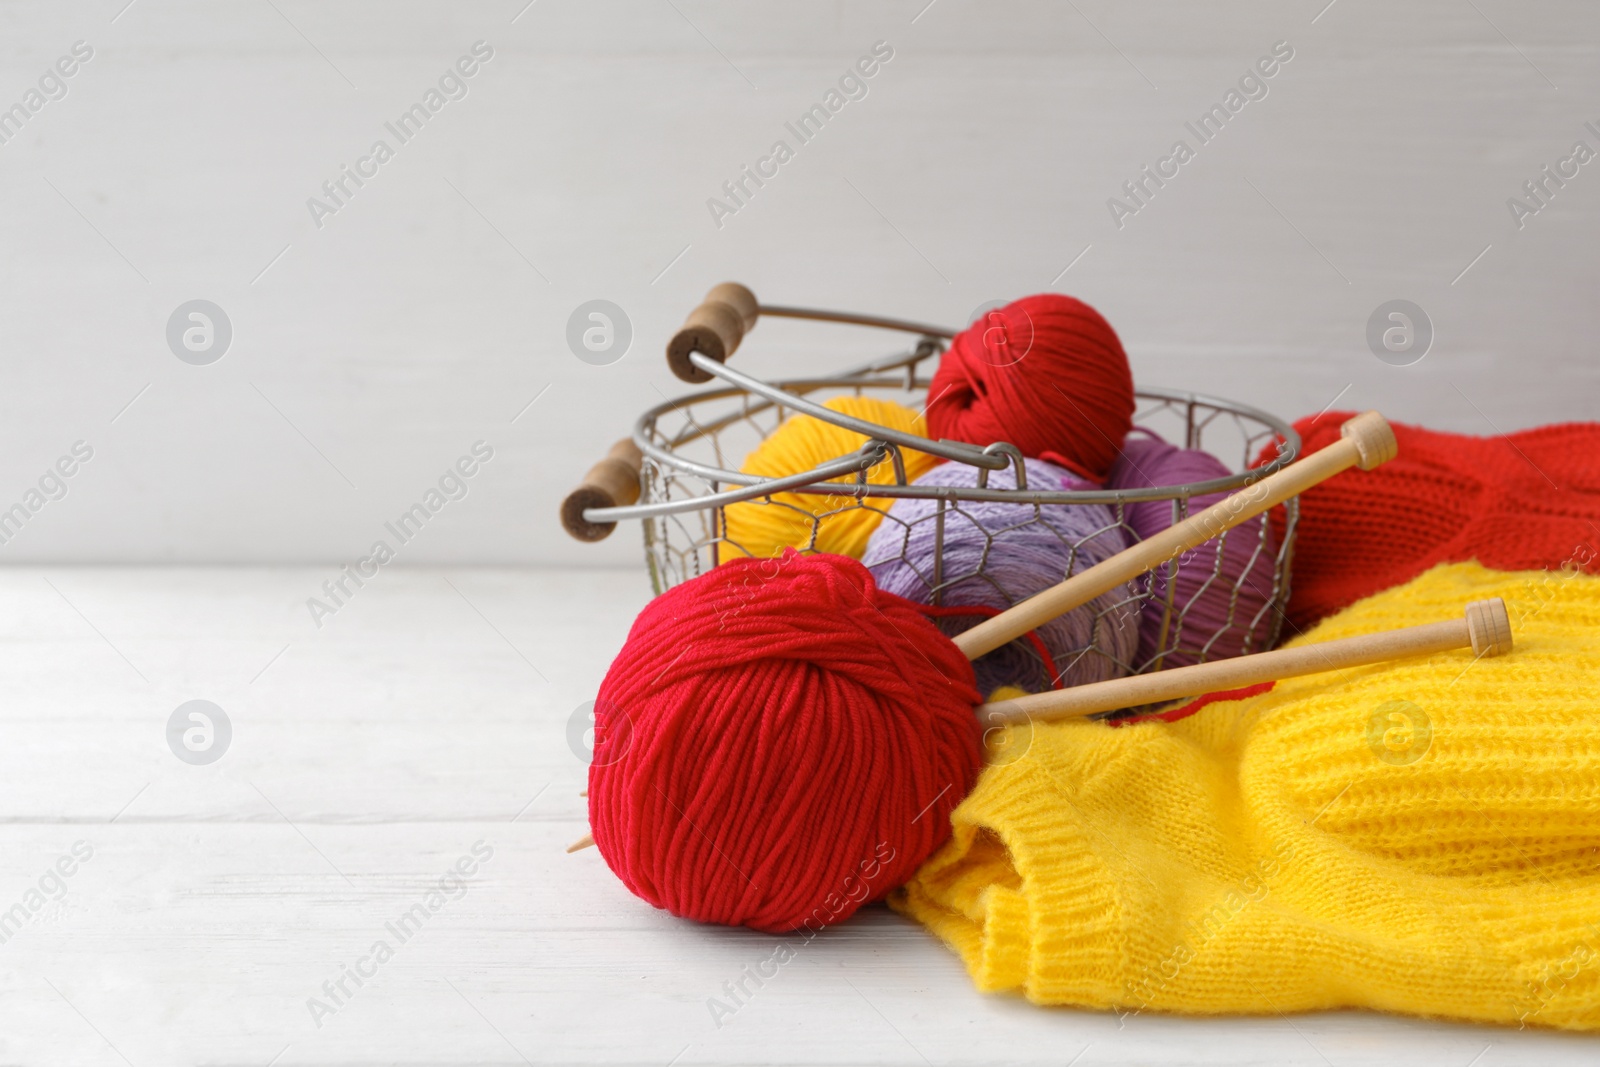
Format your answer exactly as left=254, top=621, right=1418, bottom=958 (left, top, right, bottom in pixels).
left=927, top=293, right=1136, bottom=480
left=588, top=551, right=984, bottom=933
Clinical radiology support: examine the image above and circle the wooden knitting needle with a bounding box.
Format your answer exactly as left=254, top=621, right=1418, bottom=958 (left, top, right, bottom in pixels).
left=570, top=786, right=594, bottom=850
left=977, top=597, right=1512, bottom=726
left=572, top=598, right=1511, bottom=852
left=952, top=410, right=1398, bottom=661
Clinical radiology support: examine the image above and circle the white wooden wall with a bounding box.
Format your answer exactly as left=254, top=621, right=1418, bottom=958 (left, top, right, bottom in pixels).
left=0, top=0, right=1594, bottom=566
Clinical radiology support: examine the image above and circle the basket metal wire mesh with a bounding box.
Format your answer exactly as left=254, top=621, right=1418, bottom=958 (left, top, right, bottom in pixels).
left=612, top=324, right=1300, bottom=683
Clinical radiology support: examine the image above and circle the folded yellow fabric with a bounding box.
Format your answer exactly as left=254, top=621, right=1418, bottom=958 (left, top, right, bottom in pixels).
left=892, top=560, right=1600, bottom=1029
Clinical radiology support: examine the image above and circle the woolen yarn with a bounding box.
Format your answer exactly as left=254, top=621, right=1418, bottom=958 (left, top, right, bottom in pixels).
left=588, top=551, right=984, bottom=933
left=1257, top=412, right=1600, bottom=629
left=863, top=456, right=1139, bottom=694
left=926, top=294, right=1135, bottom=481
left=1107, top=429, right=1279, bottom=668
left=720, top=395, right=942, bottom=563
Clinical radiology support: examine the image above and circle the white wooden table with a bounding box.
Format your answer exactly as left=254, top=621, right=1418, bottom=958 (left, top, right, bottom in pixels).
left=0, top=565, right=1594, bottom=1066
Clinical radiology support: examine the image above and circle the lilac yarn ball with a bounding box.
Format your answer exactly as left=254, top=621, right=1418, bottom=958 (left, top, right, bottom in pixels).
left=862, top=456, right=1139, bottom=696
left=1107, top=429, right=1279, bottom=669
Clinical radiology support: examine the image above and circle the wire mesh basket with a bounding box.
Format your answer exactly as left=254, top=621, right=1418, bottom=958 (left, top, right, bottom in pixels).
left=563, top=285, right=1302, bottom=683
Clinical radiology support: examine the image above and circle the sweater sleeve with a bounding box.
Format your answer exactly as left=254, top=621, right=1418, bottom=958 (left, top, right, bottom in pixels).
left=892, top=561, right=1600, bottom=1029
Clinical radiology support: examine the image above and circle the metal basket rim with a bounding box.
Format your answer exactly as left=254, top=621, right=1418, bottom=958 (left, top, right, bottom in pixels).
left=580, top=304, right=1303, bottom=528
left=591, top=383, right=1301, bottom=526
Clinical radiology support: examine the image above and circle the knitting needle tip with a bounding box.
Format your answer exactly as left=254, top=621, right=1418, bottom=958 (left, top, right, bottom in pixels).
left=566, top=832, right=595, bottom=853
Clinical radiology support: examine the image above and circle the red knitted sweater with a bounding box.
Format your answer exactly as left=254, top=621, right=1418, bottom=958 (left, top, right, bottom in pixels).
left=1257, top=412, right=1600, bottom=631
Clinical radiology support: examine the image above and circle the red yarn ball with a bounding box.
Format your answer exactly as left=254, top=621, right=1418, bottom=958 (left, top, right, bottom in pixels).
left=588, top=551, right=984, bottom=933
left=926, top=293, right=1136, bottom=480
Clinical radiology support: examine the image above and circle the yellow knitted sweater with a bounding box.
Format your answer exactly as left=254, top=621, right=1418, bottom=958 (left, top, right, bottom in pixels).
left=892, top=562, right=1600, bottom=1029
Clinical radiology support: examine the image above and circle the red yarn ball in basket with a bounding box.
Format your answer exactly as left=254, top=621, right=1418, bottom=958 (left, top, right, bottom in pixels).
left=926, top=293, right=1136, bottom=481
left=588, top=551, right=984, bottom=933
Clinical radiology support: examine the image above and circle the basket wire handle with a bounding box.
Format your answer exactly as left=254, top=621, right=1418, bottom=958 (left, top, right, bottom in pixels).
left=683, top=348, right=1008, bottom=471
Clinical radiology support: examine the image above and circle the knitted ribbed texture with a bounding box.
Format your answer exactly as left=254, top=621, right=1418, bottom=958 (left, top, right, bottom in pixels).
left=1260, top=412, right=1600, bottom=629
left=893, top=561, right=1600, bottom=1029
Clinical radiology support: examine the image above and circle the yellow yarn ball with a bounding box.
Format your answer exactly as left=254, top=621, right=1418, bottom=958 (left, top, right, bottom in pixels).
left=719, top=396, right=940, bottom=562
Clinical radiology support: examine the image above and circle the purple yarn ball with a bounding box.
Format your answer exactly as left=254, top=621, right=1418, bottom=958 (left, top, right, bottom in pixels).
left=1107, top=430, right=1279, bottom=669
left=862, top=456, right=1139, bottom=696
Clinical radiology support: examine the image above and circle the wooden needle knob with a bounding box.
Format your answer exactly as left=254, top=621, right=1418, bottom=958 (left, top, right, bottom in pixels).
left=1466, top=597, right=1513, bottom=657
left=560, top=438, right=643, bottom=542
left=1340, top=409, right=1399, bottom=470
